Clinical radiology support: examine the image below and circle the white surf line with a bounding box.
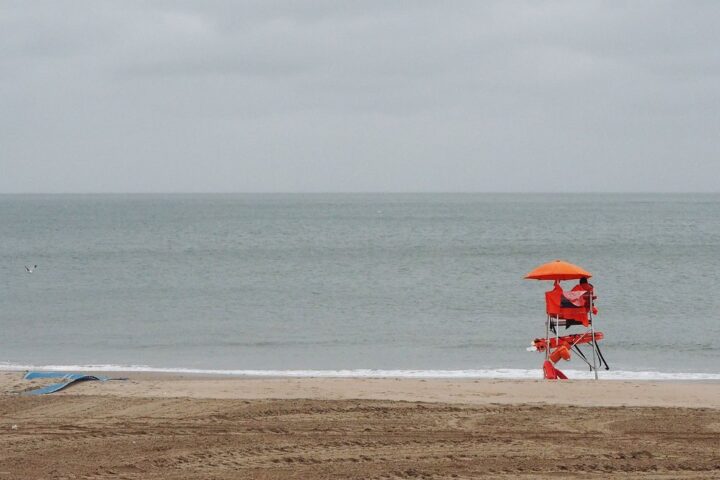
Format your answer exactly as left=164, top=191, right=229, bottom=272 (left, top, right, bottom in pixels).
left=2, top=364, right=720, bottom=381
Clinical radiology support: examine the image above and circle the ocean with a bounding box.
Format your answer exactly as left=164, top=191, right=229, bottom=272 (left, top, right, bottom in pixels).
left=1, top=193, right=718, bottom=380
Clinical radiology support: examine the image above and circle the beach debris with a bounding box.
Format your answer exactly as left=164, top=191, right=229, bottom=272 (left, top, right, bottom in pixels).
left=21, top=371, right=126, bottom=395
left=11, top=425, right=17, bottom=430
left=24, top=265, right=37, bottom=273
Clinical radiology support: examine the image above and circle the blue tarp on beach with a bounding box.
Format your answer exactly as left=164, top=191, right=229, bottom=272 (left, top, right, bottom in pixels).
left=22, top=372, right=111, bottom=395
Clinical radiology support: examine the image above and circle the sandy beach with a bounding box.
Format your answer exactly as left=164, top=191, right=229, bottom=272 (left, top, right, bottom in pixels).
left=0, top=372, right=718, bottom=479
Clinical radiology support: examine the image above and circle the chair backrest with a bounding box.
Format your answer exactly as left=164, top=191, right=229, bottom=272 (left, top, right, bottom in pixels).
left=545, top=288, right=589, bottom=326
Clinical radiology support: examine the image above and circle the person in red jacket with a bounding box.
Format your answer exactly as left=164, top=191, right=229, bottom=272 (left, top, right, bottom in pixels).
left=572, top=277, right=598, bottom=314
left=572, top=277, right=593, bottom=293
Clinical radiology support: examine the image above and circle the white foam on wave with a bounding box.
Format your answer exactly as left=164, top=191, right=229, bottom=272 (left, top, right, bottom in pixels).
left=1, top=363, right=719, bottom=381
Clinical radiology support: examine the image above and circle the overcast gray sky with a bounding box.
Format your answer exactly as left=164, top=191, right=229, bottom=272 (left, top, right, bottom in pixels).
left=1, top=1, right=719, bottom=193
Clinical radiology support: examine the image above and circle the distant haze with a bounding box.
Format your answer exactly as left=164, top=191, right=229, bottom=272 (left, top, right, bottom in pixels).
left=2, top=1, right=719, bottom=193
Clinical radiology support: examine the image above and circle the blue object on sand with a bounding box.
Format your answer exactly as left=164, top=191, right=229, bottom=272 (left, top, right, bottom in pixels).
left=22, top=371, right=114, bottom=395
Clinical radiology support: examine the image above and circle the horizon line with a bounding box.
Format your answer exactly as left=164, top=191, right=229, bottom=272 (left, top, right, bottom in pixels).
left=0, top=191, right=719, bottom=196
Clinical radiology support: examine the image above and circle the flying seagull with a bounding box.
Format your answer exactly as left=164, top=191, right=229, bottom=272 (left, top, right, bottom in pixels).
left=25, top=265, right=37, bottom=273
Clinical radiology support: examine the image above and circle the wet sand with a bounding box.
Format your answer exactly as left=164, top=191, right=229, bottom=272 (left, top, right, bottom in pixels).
left=1, top=372, right=718, bottom=479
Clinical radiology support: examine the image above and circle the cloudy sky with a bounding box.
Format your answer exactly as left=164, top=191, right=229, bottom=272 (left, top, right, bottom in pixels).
left=1, top=1, right=719, bottom=193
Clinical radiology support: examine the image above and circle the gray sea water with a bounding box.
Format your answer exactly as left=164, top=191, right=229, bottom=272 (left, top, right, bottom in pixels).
left=1, top=194, right=718, bottom=378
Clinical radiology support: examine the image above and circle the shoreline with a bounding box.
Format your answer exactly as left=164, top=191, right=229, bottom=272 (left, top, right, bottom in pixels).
left=3, top=371, right=720, bottom=408
left=2, top=364, right=720, bottom=381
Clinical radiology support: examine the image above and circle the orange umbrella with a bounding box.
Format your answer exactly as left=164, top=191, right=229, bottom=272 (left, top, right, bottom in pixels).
left=524, top=259, right=592, bottom=281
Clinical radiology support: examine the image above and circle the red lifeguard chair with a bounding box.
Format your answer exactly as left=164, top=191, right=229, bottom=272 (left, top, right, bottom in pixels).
left=525, top=260, right=609, bottom=380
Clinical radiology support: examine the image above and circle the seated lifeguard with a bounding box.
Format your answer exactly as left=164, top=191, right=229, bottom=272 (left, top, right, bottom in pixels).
left=572, top=277, right=596, bottom=298
left=572, top=277, right=598, bottom=315
left=545, top=280, right=591, bottom=327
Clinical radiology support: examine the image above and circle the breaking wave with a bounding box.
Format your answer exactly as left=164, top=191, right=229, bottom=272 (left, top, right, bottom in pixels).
left=1, top=363, right=719, bottom=381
